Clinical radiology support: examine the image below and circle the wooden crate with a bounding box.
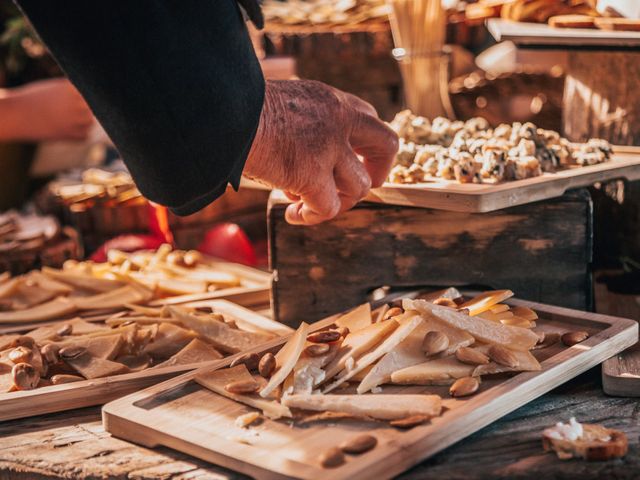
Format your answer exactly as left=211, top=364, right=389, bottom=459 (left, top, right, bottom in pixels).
left=269, top=190, right=593, bottom=327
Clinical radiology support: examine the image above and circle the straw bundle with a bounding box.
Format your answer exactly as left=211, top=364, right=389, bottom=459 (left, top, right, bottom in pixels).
left=388, top=0, right=453, bottom=118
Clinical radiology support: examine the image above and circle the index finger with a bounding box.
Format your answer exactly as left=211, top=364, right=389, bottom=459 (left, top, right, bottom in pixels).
left=348, top=112, right=399, bottom=188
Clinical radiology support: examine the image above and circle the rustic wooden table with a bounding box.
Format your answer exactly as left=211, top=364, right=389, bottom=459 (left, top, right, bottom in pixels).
left=0, top=369, right=637, bottom=480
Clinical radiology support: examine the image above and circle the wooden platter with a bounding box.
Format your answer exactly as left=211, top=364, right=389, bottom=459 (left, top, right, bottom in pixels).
left=602, top=342, right=640, bottom=397
left=487, top=18, right=640, bottom=48
left=0, top=300, right=291, bottom=422
left=366, top=149, right=640, bottom=212
left=103, top=296, right=637, bottom=480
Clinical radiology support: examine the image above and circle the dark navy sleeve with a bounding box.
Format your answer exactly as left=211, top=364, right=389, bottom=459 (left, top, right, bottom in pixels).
left=16, top=0, right=265, bottom=215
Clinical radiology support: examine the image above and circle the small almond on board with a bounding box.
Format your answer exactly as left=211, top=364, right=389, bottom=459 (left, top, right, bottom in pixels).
left=561, top=331, right=589, bottom=346
left=450, top=376, right=479, bottom=397
left=305, top=343, right=330, bottom=357
left=422, top=331, right=449, bottom=356
left=340, top=434, right=377, bottom=454
left=389, top=415, right=430, bottom=429
left=384, top=307, right=404, bottom=319
left=225, top=380, right=260, bottom=394
left=258, top=352, right=276, bottom=378
left=308, top=330, right=342, bottom=343
left=488, top=345, right=519, bottom=368
left=456, top=347, right=490, bottom=365
left=319, top=447, right=345, bottom=468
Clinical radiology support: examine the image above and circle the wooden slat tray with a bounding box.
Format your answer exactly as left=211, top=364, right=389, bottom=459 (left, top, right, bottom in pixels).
left=103, top=296, right=637, bottom=480
left=602, top=342, right=640, bottom=397
left=0, top=300, right=292, bottom=422
left=487, top=18, right=640, bottom=48
left=366, top=150, right=640, bottom=212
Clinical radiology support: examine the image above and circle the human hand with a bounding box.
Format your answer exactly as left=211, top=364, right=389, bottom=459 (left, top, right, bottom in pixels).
left=244, top=80, right=398, bottom=225
left=0, top=78, right=94, bottom=142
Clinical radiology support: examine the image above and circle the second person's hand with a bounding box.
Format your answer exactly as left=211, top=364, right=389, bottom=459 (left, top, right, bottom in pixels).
left=244, top=80, right=399, bottom=226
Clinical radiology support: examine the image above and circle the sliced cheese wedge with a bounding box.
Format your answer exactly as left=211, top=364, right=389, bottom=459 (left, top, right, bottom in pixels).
left=169, top=307, right=275, bottom=354
left=0, top=297, right=77, bottom=323
left=42, top=267, right=124, bottom=293
left=323, top=314, right=423, bottom=393
left=322, top=319, right=399, bottom=384
left=65, top=352, right=129, bottom=379
left=260, top=322, right=309, bottom=398
left=28, top=271, right=73, bottom=295
left=334, top=303, right=372, bottom=333
left=54, top=333, right=124, bottom=360
left=406, top=299, right=538, bottom=351
left=282, top=393, right=442, bottom=420
left=196, top=364, right=292, bottom=419
left=155, top=338, right=223, bottom=368
left=73, top=285, right=153, bottom=310
left=357, top=315, right=474, bottom=394
left=457, top=290, right=514, bottom=316
left=391, top=356, right=476, bottom=385
left=143, top=323, right=197, bottom=359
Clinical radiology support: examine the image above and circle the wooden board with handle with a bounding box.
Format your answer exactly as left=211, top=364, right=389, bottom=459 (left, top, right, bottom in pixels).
left=0, top=300, right=291, bottom=422
left=102, top=296, right=637, bottom=480
left=366, top=150, right=640, bottom=212
left=487, top=18, right=640, bottom=48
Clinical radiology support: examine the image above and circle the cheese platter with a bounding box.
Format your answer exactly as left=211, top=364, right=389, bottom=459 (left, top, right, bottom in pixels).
left=102, top=289, right=637, bottom=480
left=0, top=300, right=291, bottom=421
left=0, top=244, right=271, bottom=327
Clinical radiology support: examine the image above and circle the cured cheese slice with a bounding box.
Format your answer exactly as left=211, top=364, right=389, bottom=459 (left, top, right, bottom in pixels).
left=196, top=364, right=292, bottom=419
left=457, top=290, right=514, bottom=316
left=155, top=338, right=223, bottom=367
left=0, top=297, right=77, bottom=323
left=322, top=319, right=399, bottom=383
left=55, top=334, right=124, bottom=360
left=28, top=271, right=73, bottom=295
left=292, top=342, right=339, bottom=394
left=42, top=267, right=124, bottom=292
left=260, top=322, right=309, bottom=398
left=473, top=349, right=541, bottom=376
left=334, top=303, right=372, bottom=333
left=143, top=323, right=197, bottom=359
left=323, top=314, right=423, bottom=393
left=282, top=393, right=442, bottom=420
left=65, top=352, right=130, bottom=379
left=169, top=308, right=275, bottom=354
left=391, top=356, right=476, bottom=384
left=405, top=299, right=538, bottom=351
left=357, top=316, right=474, bottom=394
left=73, top=285, right=153, bottom=310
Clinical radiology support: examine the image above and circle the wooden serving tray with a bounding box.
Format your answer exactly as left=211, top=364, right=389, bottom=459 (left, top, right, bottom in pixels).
left=0, top=300, right=292, bottom=422
left=487, top=18, right=640, bottom=48
left=366, top=149, right=640, bottom=212
left=602, top=342, right=640, bottom=397
left=102, top=297, right=637, bottom=480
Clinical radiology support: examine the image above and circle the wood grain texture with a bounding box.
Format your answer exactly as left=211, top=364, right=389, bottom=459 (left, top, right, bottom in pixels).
left=102, top=297, right=637, bottom=480
left=270, top=190, right=593, bottom=326
left=366, top=152, right=640, bottom=212
left=0, top=300, right=289, bottom=422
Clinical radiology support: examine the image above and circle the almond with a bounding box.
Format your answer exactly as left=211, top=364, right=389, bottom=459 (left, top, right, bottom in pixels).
left=340, top=434, right=377, bottom=454
left=488, top=345, right=519, bottom=368
left=11, top=363, right=39, bottom=390
left=41, top=344, right=60, bottom=364
left=336, top=326, right=350, bottom=337
left=8, top=346, right=32, bottom=364
left=561, top=331, right=589, bottom=346
left=384, top=307, right=403, bottom=319
left=51, top=374, right=84, bottom=385
left=307, top=330, right=341, bottom=343
left=258, top=352, right=276, bottom=378
left=9, top=336, right=35, bottom=349
left=305, top=343, right=330, bottom=357
left=455, top=347, right=490, bottom=365
left=56, top=323, right=73, bottom=337
left=389, top=415, right=430, bottom=429
left=230, top=352, right=260, bottom=371
left=434, top=297, right=457, bottom=308
left=449, top=376, right=479, bottom=397
left=59, top=346, right=87, bottom=360
left=422, top=331, right=449, bottom=356
left=319, top=447, right=345, bottom=468
left=225, top=379, right=261, bottom=394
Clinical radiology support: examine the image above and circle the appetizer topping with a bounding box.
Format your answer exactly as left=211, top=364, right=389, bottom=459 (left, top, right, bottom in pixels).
left=384, top=307, right=404, bottom=319
left=422, top=331, right=449, bottom=356
left=12, top=363, right=39, bottom=390
left=225, top=379, right=261, bottom=395
left=487, top=345, right=520, bottom=368
left=455, top=347, right=490, bottom=366
left=258, top=352, right=276, bottom=378
left=307, top=330, right=342, bottom=344
left=561, top=331, right=590, bottom=346
left=319, top=447, right=345, bottom=469
left=449, top=376, right=480, bottom=397
left=340, top=434, right=377, bottom=454
left=304, top=343, right=330, bottom=357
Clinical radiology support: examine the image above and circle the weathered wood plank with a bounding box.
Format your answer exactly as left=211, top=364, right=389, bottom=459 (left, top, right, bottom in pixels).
left=0, top=370, right=637, bottom=479
left=269, top=190, right=593, bottom=326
